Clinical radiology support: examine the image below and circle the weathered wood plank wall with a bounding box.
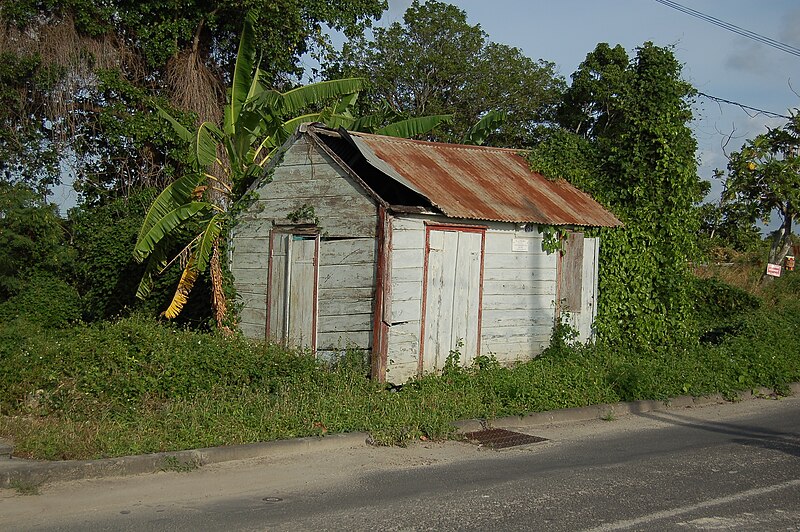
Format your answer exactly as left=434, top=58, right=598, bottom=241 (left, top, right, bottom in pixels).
left=231, top=136, right=378, bottom=346
left=480, top=226, right=557, bottom=360
left=384, top=216, right=425, bottom=382
left=385, top=216, right=559, bottom=383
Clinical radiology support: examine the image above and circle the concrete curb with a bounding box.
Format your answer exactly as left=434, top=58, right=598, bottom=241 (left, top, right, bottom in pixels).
left=0, top=432, right=369, bottom=489
left=2, top=383, right=798, bottom=489
left=453, top=383, right=800, bottom=433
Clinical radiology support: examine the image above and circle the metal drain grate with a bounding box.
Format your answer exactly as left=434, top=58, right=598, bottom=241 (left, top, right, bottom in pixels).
left=463, top=428, right=547, bottom=449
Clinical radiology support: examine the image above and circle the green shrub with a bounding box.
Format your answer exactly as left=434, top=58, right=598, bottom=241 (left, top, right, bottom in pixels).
left=693, top=276, right=760, bottom=340
left=0, top=272, right=81, bottom=328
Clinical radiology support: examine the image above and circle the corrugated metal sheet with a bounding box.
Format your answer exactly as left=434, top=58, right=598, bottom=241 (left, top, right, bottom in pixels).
left=344, top=130, right=622, bottom=227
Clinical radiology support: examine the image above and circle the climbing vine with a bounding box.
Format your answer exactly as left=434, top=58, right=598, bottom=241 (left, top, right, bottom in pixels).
left=537, top=225, right=564, bottom=255
left=530, top=42, right=704, bottom=349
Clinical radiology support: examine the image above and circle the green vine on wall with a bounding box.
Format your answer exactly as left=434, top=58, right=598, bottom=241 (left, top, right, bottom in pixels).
left=287, top=203, right=320, bottom=226
left=528, top=42, right=704, bottom=349
left=538, top=225, right=564, bottom=255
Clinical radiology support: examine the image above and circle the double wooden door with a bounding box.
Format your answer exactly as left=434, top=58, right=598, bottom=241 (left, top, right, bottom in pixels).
left=421, top=228, right=484, bottom=373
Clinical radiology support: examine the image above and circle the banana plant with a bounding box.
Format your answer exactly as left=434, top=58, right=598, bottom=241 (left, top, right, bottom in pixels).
left=462, top=109, right=505, bottom=146
left=133, top=13, right=366, bottom=327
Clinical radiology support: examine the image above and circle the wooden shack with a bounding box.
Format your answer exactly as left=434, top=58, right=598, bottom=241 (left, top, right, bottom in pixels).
left=230, top=124, right=621, bottom=382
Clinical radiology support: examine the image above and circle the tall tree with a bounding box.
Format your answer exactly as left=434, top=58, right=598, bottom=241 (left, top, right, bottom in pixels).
left=533, top=42, right=704, bottom=347
left=0, top=0, right=386, bottom=201
left=328, top=0, right=564, bottom=146
left=725, top=112, right=800, bottom=277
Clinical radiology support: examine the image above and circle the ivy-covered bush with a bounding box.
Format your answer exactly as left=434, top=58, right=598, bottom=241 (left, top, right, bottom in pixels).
left=0, top=272, right=82, bottom=328
left=530, top=42, right=705, bottom=349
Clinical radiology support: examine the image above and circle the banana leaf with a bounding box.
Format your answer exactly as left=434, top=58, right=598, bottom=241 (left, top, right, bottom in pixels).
left=156, top=105, right=194, bottom=144
left=279, top=78, right=364, bottom=115
left=227, top=11, right=257, bottom=135
left=463, top=110, right=506, bottom=145
left=135, top=173, right=207, bottom=259
left=193, top=122, right=223, bottom=169
left=133, top=202, right=211, bottom=262
left=375, top=114, right=453, bottom=138
left=194, top=214, right=225, bottom=273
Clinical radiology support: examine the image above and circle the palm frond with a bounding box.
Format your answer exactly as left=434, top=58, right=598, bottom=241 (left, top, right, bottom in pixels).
left=135, top=174, right=207, bottom=259
left=193, top=121, right=222, bottom=169
left=375, top=114, right=453, bottom=138
left=334, top=92, right=359, bottom=114
left=463, top=110, right=506, bottom=145
left=195, top=214, right=224, bottom=272
left=135, top=241, right=170, bottom=300
left=279, top=78, right=365, bottom=114
left=156, top=104, right=194, bottom=144
left=350, top=113, right=385, bottom=133
left=227, top=11, right=257, bottom=135
left=133, top=202, right=211, bottom=262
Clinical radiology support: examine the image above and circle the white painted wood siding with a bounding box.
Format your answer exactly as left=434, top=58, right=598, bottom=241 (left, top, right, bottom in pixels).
left=385, top=217, right=425, bottom=383
left=316, top=237, right=376, bottom=351
left=480, top=227, right=557, bottom=361
left=385, top=216, right=559, bottom=383
left=422, top=229, right=482, bottom=372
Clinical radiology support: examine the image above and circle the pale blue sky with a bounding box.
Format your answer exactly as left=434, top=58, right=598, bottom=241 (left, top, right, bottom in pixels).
left=381, top=0, right=800, bottom=210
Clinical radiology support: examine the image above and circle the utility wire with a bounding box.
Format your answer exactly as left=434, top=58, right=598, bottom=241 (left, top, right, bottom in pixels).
left=654, top=0, right=800, bottom=58
left=697, top=91, right=792, bottom=120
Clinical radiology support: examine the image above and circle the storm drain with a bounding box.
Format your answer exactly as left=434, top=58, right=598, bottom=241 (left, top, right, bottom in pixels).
left=462, top=428, right=547, bottom=449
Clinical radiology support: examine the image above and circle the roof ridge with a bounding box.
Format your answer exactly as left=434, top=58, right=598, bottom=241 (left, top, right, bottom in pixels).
left=351, top=131, right=525, bottom=153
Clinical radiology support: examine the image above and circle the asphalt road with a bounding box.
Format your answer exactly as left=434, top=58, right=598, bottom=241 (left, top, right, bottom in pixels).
left=2, top=396, right=799, bottom=531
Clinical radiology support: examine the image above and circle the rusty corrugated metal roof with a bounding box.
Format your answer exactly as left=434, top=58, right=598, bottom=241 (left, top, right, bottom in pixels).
left=306, top=125, right=621, bottom=227
left=341, top=130, right=621, bottom=227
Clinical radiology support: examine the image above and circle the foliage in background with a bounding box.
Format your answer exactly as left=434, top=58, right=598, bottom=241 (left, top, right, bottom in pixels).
left=0, top=52, right=62, bottom=193
left=327, top=0, right=565, bottom=146
left=530, top=42, right=704, bottom=348
left=0, top=0, right=386, bottom=203
left=724, top=111, right=800, bottom=277
left=697, top=196, right=763, bottom=257
left=0, top=182, right=74, bottom=300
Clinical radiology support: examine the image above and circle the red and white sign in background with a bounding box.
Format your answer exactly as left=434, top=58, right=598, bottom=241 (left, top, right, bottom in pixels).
left=766, top=263, right=782, bottom=277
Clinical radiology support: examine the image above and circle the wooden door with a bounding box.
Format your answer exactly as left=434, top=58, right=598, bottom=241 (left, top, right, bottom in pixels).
left=422, top=228, right=483, bottom=372
left=267, top=232, right=318, bottom=349
left=560, top=232, right=599, bottom=342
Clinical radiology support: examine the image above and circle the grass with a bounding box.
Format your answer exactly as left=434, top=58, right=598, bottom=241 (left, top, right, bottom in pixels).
left=1, top=271, right=799, bottom=461
left=10, top=479, right=41, bottom=496
left=161, top=455, right=200, bottom=473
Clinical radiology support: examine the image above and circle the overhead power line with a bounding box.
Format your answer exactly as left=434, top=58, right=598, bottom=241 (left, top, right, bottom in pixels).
left=697, top=91, right=792, bottom=120
left=654, top=0, right=800, bottom=58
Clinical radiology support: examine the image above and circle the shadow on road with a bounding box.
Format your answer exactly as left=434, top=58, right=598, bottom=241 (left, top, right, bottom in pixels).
left=637, top=409, right=800, bottom=458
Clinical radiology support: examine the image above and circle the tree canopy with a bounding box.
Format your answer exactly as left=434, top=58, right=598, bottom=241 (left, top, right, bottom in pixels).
left=725, top=112, right=800, bottom=272
left=0, top=0, right=386, bottom=201
left=328, top=0, right=565, bottom=146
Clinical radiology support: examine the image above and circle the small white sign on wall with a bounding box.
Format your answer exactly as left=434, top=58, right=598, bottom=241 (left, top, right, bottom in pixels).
left=512, top=238, right=529, bottom=252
